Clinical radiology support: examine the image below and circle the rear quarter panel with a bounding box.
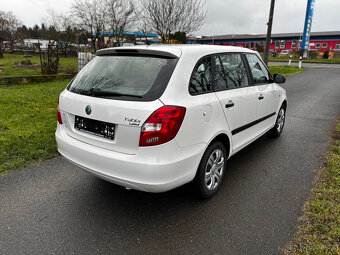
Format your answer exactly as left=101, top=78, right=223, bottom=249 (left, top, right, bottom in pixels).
left=159, top=51, right=233, bottom=155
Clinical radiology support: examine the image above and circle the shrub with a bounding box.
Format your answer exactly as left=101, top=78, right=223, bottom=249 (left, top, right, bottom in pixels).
left=292, top=50, right=303, bottom=58
left=256, top=44, right=264, bottom=52
left=20, top=59, right=32, bottom=66
left=308, top=51, right=318, bottom=59
left=64, top=67, right=76, bottom=74
left=323, top=51, right=329, bottom=59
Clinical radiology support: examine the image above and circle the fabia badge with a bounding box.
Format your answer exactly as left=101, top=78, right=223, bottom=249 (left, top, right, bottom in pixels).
left=85, top=105, right=92, bottom=115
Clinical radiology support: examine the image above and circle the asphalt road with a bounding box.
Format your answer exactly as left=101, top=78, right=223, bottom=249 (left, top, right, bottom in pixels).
left=1, top=68, right=340, bottom=255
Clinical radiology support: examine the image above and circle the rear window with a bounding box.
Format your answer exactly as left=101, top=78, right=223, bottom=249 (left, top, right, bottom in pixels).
left=68, top=54, right=178, bottom=101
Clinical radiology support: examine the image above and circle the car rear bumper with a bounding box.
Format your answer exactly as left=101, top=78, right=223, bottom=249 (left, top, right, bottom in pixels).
left=55, top=125, right=205, bottom=192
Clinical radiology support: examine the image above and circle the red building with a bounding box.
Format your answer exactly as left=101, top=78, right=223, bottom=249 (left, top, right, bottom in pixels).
left=188, top=31, right=340, bottom=55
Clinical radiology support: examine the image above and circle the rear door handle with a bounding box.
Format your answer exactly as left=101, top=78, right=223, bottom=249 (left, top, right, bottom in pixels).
left=225, top=100, right=234, bottom=108
left=258, top=95, right=264, bottom=100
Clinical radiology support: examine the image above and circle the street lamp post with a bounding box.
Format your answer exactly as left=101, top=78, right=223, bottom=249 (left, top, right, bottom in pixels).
left=264, top=0, right=275, bottom=65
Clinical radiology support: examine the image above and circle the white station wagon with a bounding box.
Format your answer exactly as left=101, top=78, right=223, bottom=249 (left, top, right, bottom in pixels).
left=56, top=45, right=287, bottom=198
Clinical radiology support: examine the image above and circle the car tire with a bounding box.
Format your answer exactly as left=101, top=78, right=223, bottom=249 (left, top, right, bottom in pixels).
left=195, top=141, right=227, bottom=199
left=268, top=105, right=286, bottom=138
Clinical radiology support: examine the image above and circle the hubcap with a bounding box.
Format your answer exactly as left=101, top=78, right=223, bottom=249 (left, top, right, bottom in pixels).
left=277, top=108, right=285, bottom=132
left=205, top=149, right=224, bottom=190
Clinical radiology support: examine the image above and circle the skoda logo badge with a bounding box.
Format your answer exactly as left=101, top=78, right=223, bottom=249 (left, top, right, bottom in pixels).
left=85, top=105, right=92, bottom=115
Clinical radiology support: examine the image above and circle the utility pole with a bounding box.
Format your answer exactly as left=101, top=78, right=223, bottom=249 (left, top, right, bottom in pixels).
left=264, top=0, right=275, bottom=65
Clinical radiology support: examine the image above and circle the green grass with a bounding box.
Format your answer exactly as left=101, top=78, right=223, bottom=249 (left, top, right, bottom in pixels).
left=285, top=121, right=340, bottom=255
left=0, top=80, right=70, bottom=175
left=0, top=53, right=77, bottom=77
left=269, top=57, right=340, bottom=64
left=268, top=65, right=305, bottom=77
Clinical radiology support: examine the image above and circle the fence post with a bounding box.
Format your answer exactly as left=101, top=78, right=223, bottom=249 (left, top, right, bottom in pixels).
left=298, top=56, right=302, bottom=69
left=288, top=55, right=292, bottom=66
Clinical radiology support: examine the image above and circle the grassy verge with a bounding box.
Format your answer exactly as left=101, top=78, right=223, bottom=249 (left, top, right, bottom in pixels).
left=0, top=53, right=77, bottom=77
left=268, top=65, right=305, bottom=77
left=269, top=57, right=340, bottom=64
left=0, top=80, right=69, bottom=175
left=285, top=120, right=340, bottom=254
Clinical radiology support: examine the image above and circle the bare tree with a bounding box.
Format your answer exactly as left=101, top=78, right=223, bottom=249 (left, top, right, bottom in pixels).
left=105, top=0, right=136, bottom=46
left=71, top=0, right=107, bottom=52
left=139, top=0, right=206, bottom=43
left=43, top=9, right=62, bottom=33
left=0, top=11, right=20, bottom=57
left=43, top=9, right=76, bottom=56
left=139, top=22, right=150, bottom=45
left=42, top=10, right=61, bottom=41
left=43, top=9, right=74, bottom=33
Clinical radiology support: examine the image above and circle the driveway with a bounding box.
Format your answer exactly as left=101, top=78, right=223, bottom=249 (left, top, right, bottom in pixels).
left=1, top=68, right=340, bottom=255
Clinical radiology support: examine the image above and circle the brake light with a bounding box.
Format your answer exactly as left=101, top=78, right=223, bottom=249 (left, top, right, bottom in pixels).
left=57, top=97, right=63, bottom=124
left=139, top=106, right=186, bottom=146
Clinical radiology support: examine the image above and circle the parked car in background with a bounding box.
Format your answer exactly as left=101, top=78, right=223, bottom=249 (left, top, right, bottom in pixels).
left=122, top=43, right=134, bottom=47
left=280, top=50, right=289, bottom=55
left=56, top=45, right=287, bottom=198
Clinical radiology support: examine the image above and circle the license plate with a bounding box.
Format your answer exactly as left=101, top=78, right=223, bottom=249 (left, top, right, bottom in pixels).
left=74, top=116, right=115, bottom=140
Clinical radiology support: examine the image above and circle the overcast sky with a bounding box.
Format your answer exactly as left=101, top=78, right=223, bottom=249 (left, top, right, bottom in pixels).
left=0, top=0, right=339, bottom=36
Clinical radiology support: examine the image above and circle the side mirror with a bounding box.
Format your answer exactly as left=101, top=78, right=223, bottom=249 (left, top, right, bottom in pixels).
left=273, top=73, right=286, bottom=84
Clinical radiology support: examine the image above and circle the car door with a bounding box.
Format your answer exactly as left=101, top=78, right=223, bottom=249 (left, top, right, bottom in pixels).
left=245, top=53, right=279, bottom=133
left=184, top=55, right=226, bottom=148
left=213, top=53, right=259, bottom=153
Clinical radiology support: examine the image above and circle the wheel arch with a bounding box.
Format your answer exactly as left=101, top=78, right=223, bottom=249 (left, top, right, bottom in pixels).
left=193, top=132, right=231, bottom=198
left=207, top=132, right=231, bottom=159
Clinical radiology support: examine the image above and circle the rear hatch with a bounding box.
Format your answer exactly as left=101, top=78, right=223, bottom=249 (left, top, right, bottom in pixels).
left=59, top=48, right=180, bottom=155
left=59, top=94, right=163, bottom=155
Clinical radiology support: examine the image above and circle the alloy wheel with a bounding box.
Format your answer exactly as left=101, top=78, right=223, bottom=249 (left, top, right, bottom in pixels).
left=205, top=149, right=225, bottom=190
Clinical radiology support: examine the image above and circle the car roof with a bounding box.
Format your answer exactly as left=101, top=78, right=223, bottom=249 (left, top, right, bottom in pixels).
left=96, top=44, right=257, bottom=58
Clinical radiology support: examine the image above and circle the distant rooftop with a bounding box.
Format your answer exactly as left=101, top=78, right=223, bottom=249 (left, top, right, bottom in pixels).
left=99, top=31, right=159, bottom=38
left=188, top=31, right=340, bottom=41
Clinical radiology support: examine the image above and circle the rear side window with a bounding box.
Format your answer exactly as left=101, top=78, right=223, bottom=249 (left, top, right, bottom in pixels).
left=68, top=55, right=177, bottom=101
left=219, top=53, right=249, bottom=88
left=245, top=54, right=271, bottom=84
left=214, top=56, right=228, bottom=91
left=189, top=56, right=212, bottom=95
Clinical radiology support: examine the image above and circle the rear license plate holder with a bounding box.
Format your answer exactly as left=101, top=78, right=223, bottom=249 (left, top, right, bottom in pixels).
left=74, top=116, right=115, bottom=140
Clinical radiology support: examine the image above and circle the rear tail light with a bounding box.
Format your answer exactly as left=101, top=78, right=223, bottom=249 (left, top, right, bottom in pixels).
left=57, top=97, right=63, bottom=124
left=139, top=106, right=186, bottom=146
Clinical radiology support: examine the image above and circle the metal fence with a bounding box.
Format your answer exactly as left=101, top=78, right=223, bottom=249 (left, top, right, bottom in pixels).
left=78, top=52, right=95, bottom=71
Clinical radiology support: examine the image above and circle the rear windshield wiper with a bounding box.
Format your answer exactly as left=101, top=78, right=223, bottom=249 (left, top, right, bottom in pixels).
left=88, top=88, right=143, bottom=98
